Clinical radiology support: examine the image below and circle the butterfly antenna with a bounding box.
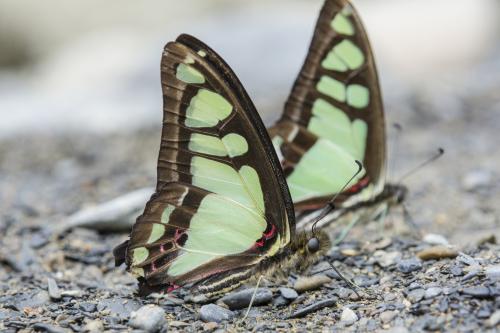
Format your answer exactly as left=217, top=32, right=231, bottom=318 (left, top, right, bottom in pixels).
left=389, top=123, right=403, bottom=180
left=311, top=160, right=363, bottom=236
left=402, top=203, right=422, bottom=238
left=397, top=148, right=445, bottom=183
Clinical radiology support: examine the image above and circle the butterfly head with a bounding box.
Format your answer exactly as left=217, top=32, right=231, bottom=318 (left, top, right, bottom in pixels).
left=384, top=183, right=408, bottom=206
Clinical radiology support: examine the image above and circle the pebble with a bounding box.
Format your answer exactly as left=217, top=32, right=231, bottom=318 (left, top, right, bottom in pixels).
left=62, top=187, right=154, bottom=232
left=293, top=275, right=331, bottom=292
left=279, top=287, right=298, bottom=300
left=385, top=327, right=409, bottom=333
left=457, top=252, right=479, bottom=266
left=203, top=322, right=219, bottom=331
left=129, top=305, right=167, bottom=333
left=220, top=288, right=272, bottom=310
left=417, top=246, right=458, bottom=261
left=97, top=298, right=142, bottom=319
left=199, top=304, right=235, bottom=323
left=288, top=298, right=337, bottom=319
left=461, top=169, right=492, bottom=191
left=272, top=296, right=289, bottom=307
left=423, top=234, right=449, bottom=246
left=485, top=265, right=500, bottom=281
left=380, top=310, right=398, bottom=323
left=340, top=307, right=358, bottom=326
left=397, top=258, right=422, bottom=273
left=83, top=319, right=104, bottom=333
left=487, top=310, right=500, bottom=327
left=373, top=250, right=401, bottom=268
left=461, top=286, right=491, bottom=298
left=424, top=287, right=442, bottom=299
left=407, top=289, right=425, bottom=303
left=16, top=291, right=50, bottom=309
left=79, top=302, right=97, bottom=312
left=47, top=278, right=61, bottom=300
left=32, top=323, right=70, bottom=333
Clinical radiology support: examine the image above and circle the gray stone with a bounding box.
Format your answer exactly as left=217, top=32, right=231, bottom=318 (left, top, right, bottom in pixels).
left=487, top=310, right=500, bottom=327
left=199, top=304, right=235, bottom=323
left=380, top=310, right=398, bottom=323
left=423, top=234, right=449, bottom=246
left=373, top=250, right=400, bottom=268
left=407, top=289, right=425, bottom=303
left=220, top=288, right=272, bottom=310
left=16, top=291, right=50, bottom=309
left=397, top=258, right=422, bottom=273
left=79, top=302, right=97, bottom=312
left=279, top=287, right=298, bottom=300
left=32, top=323, right=70, bottom=333
left=60, top=187, right=154, bottom=232
left=97, top=298, right=142, bottom=319
left=425, top=287, right=442, bottom=299
left=340, top=307, right=358, bottom=326
left=461, top=286, right=491, bottom=298
left=129, top=305, right=166, bottom=333
left=485, top=265, right=500, bottom=281
left=47, top=278, right=61, bottom=300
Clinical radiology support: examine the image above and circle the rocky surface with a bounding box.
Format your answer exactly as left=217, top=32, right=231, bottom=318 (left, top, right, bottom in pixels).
left=0, top=3, right=499, bottom=331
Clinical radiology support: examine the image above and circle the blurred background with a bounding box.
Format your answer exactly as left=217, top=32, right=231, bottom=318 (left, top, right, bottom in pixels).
left=1, top=0, right=499, bottom=243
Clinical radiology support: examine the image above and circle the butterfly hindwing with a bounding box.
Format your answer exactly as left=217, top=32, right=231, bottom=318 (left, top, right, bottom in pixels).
left=270, top=0, right=386, bottom=212
left=121, top=34, right=295, bottom=293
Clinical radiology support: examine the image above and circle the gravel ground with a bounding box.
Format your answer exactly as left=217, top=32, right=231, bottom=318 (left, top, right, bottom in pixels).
left=1, top=37, right=500, bottom=333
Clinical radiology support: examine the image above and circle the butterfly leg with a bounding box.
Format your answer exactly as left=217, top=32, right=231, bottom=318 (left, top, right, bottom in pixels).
left=241, top=275, right=264, bottom=322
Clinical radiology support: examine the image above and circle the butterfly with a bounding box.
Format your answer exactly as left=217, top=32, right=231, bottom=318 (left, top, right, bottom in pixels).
left=268, top=0, right=407, bottom=229
left=113, top=34, right=331, bottom=302
left=114, top=0, right=411, bottom=302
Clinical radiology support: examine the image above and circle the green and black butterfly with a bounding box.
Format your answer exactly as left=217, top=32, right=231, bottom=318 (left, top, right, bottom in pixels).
left=114, top=0, right=405, bottom=302
left=113, top=34, right=330, bottom=301
left=269, top=0, right=407, bottom=229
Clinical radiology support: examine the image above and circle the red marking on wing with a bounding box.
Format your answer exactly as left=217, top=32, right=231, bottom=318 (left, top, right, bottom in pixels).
left=253, top=224, right=277, bottom=249
left=167, top=283, right=181, bottom=293
left=345, top=176, right=370, bottom=194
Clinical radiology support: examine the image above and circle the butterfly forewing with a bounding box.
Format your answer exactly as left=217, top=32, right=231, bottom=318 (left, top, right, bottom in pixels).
left=269, top=0, right=386, bottom=212
left=120, top=34, right=295, bottom=293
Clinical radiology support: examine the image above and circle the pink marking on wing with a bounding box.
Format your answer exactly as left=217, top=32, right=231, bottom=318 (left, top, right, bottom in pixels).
left=167, top=284, right=181, bottom=293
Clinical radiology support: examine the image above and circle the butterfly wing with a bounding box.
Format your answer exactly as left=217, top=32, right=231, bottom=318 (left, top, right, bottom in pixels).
left=115, top=34, right=295, bottom=295
left=269, top=0, right=386, bottom=212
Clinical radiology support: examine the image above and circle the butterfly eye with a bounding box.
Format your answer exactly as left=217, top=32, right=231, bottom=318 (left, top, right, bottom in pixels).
left=307, top=237, right=320, bottom=253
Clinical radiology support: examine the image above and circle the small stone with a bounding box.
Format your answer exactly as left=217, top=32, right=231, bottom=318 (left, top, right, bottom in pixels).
left=341, top=248, right=360, bottom=256
left=129, top=305, right=166, bottom=333
left=279, top=287, right=298, bottom=300
left=47, top=278, right=61, bottom=300
left=340, top=307, right=358, bottom=326
left=485, top=265, right=500, bottom=281
left=380, top=310, right=398, bottom=323
left=272, top=296, right=289, bottom=307
left=293, top=275, right=331, bottom=292
left=407, top=289, right=425, bottom=303
left=199, top=304, right=234, bottom=323
left=79, top=302, right=97, bottom=312
left=60, top=290, right=83, bottom=298
left=461, top=286, right=491, bottom=298
left=397, top=258, right=422, bottom=273
left=425, top=287, right=442, bottom=299
left=487, top=310, right=500, bottom=327
left=32, top=323, right=70, bottom=333
left=83, top=319, right=104, bottom=333
left=203, top=322, right=219, bottom=331
left=386, top=327, right=409, bottom=333
left=220, top=288, right=272, bottom=310
left=462, top=169, right=492, bottom=191
left=450, top=265, right=463, bottom=276
left=373, top=250, right=400, bottom=267
left=384, top=293, right=397, bottom=302
left=477, top=307, right=492, bottom=319
left=423, top=234, right=449, bottom=246
left=417, top=246, right=458, bottom=261
left=288, top=298, right=337, bottom=319
left=457, top=253, right=478, bottom=266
